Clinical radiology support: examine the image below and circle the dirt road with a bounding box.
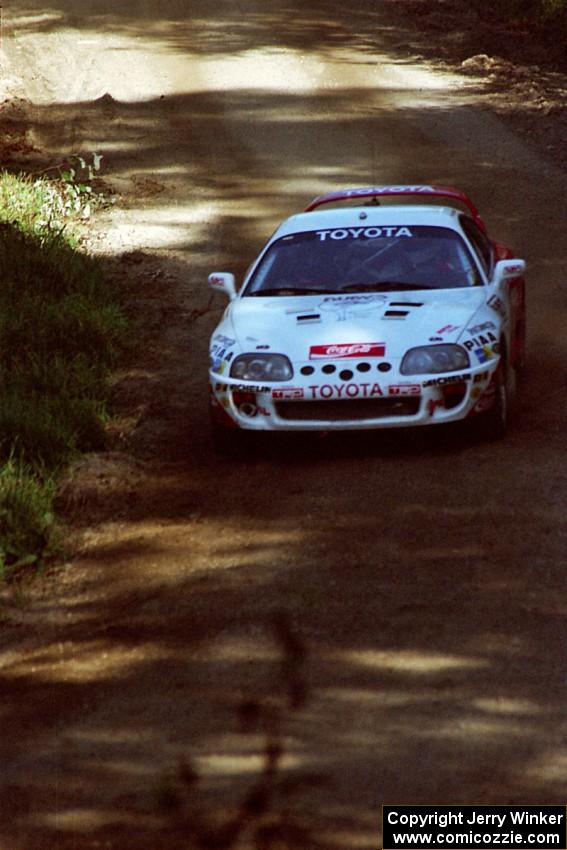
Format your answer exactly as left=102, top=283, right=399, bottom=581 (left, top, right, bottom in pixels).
left=2, top=2, right=567, bottom=848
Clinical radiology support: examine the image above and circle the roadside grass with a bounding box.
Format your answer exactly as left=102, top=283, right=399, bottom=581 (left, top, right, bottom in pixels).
left=474, top=0, right=567, bottom=18
left=0, top=460, right=57, bottom=580
left=472, top=0, right=567, bottom=46
left=0, top=168, right=129, bottom=580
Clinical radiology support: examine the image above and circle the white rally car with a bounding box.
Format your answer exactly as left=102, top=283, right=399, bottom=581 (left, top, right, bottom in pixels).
left=208, top=185, right=526, bottom=453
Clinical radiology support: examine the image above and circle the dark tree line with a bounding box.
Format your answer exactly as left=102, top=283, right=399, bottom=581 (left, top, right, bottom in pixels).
left=470, top=0, right=567, bottom=28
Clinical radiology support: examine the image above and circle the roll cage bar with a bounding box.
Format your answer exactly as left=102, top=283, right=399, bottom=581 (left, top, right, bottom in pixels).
left=304, top=185, right=487, bottom=233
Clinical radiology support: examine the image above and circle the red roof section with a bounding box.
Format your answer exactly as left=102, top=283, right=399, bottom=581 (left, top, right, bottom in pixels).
left=304, top=185, right=487, bottom=233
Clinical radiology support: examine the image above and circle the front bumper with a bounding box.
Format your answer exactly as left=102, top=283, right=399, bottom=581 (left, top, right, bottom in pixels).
left=209, top=361, right=498, bottom=432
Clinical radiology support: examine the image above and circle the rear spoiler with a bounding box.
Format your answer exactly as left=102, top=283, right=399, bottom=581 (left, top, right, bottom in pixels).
left=304, top=185, right=487, bottom=233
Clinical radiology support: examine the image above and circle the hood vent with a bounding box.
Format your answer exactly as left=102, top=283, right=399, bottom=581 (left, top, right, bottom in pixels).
left=296, top=313, right=321, bottom=323
left=383, top=301, right=424, bottom=320
left=384, top=309, right=409, bottom=318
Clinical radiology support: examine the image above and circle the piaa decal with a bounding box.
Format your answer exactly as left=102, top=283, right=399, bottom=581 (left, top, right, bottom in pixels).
left=463, top=331, right=496, bottom=351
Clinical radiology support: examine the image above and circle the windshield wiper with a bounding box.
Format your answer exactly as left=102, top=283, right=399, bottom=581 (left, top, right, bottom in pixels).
left=338, top=282, right=436, bottom=293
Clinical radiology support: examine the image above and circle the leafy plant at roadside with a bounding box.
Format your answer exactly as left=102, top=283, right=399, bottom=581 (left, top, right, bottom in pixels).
left=0, top=164, right=129, bottom=580
left=0, top=386, right=107, bottom=469
left=0, top=461, right=58, bottom=580
left=53, top=153, right=106, bottom=224
left=0, top=155, right=108, bottom=236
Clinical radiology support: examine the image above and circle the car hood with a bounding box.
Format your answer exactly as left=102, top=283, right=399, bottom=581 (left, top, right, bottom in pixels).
left=228, top=290, right=486, bottom=360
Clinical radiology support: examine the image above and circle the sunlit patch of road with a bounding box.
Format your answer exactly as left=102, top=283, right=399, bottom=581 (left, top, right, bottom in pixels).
left=5, top=9, right=478, bottom=256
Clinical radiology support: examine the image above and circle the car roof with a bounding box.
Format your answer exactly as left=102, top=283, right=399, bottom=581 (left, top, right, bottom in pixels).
left=304, top=184, right=485, bottom=227
left=272, top=204, right=465, bottom=240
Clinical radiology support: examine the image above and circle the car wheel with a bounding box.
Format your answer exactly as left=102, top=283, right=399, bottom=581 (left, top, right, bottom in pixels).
left=515, top=324, right=527, bottom=377
left=482, top=358, right=515, bottom=440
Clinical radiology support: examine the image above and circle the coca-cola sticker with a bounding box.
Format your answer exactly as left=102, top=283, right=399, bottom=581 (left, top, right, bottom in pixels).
left=309, top=342, right=386, bottom=360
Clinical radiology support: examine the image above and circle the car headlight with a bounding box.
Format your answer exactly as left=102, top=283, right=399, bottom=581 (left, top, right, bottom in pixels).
left=400, top=344, right=470, bottom=375
left=230, top=353, right=293, bottom=382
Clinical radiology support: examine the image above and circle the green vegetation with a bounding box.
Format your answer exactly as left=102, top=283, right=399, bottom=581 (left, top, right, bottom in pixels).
left=473, top=0, right=566, bottom=17
left=0, top=460, right=57, bottom=579
left=0, top=166, right=129, bottom=579
left=473, top=0, right=567, bottom=42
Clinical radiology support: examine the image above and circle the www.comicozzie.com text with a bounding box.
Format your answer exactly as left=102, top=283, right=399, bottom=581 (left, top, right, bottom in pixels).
left=387, top=811, right=564, bottom=830
left=383, top=807, right=567, bottom=848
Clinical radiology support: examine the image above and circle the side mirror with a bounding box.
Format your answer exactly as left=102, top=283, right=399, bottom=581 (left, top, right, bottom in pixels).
left=491, top=259, right=526, bottom=286
left=208, top=272, right=237, bottom=300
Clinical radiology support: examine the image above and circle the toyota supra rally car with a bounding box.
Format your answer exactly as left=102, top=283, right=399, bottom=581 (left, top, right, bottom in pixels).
left=208, top=185, right=526, bottom=453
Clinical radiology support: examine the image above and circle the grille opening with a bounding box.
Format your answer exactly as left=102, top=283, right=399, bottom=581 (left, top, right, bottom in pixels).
left=441, top=382, right=467, bottom=409
left=276, top=397, right=420, bottom=422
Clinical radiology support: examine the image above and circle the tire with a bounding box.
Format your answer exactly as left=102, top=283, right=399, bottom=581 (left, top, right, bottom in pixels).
left=482, top=357, right=515, bottom=440
left=515, top=322, right=527, bottom=377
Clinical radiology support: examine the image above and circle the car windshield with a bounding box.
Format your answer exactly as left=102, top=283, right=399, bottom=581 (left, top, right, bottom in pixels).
left=243, top=225, right=482, bottom=296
